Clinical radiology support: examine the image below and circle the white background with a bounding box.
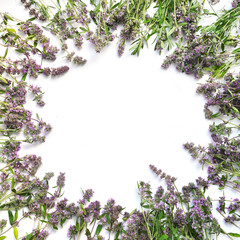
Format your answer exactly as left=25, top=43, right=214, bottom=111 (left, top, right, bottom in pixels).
left=1, top=0, right=237, bottom=239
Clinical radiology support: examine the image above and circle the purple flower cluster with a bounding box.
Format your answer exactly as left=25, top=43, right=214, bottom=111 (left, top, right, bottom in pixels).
left=20, top=56, right=41, bottom=78
left=51, top=66, right=70, bottom=77
left=49, top=198, right=78, bottom=227
left=100, top=198, right=123, bottom=231
left=1, top=141, right=21, bottom=162
left=29, top=84, right=45, bottom=107
left=20, top=0, right=47, bottom=21
left=122, top=211, right=148, bottom=240
left=162, top=33, right=224, bottom=78
left=67, top=225, right=77, bottom=239
left=24, top=119, right=52, bottom=143
left=148, top=164, right=222, bottom=238
left=42, top=45, right=59, bottom=61
left=15, top=154, right=42, bottom=175
left=197, top=74, right=240, bottom=119
left=22, top=229, right=49, bottom=240
left=5, top=81, right=27, bottom=107
left=4, top=107, right=32, bottom=131
left=232, top=0, right=240, bottom=8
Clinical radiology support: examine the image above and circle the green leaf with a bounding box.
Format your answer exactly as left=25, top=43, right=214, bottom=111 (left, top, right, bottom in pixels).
left=0, top=76, right=8, bottom=84
left=41, top=205, right=46, bottom=219
left=79, top=221, right=85, bottom=231
left=26, top=233, right=34, bottom=240
left=6, top=28, right=16, bottom=34
left=53, top=225, right=58, bottom=230
left=159, top=235, right=168, bottom=240
left=228, top=233, right=240, bottom=237
left=40, top=220, right=49, bottom=224
left=86, top=228, right=91, bottom=236
left=13, top=226, right=18, bottom=239
left=8, top=210, right=14, bottom=225
left=40, top=206, right=47, bottom=219
left=60, top=217, right=66, bottom=227
left=15, top=49, right=25, bottom=53
left=203, top=9, right=217, bottom=16
left=26, top=17, right=36, bottom=22
left=167, top=27, right=177, bottom=37
left=47, top=213, right=52, bottom=220
left=16, top=190, right=30, bottom=196
left=57, top=0, right=61, bottom=8
left=90, top=0, right=95, bottom=5
left=0, top=237, right=7, bottom=240
left=11, top=178, right=15, bottom=190
left=106, top=214, right=111, bottom=224
left=95, top=224, right=102, bottom=235
left=111, top=2, right=119, bottom=10
left=12, top=188, right=17, bottom=194
left=158, top=2, right=162, bottom=17
left=3, top=48, right=8, bottom=58
left=76, top=219, right=80, bottom=231
left=232, top=106, right=239, bottom=114
left=79, top=27, right=88, bottom=32
left=232, top=48, right=240, bottom=54
left=34, top=40, right=38, bottom=48
left=21, top=73, right=27, bottom=81
left=4, top=14, right=14, bottom=21
left=14, top=210, right=18, bottom=222
left=210, top=112, right=221, bottom=118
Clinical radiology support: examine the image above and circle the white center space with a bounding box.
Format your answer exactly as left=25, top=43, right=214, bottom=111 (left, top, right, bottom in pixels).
left=23, top=41, right=211, bottom=211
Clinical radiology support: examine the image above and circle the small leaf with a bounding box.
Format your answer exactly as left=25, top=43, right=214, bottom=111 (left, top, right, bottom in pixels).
left=26, top=17, right=36, bottom=22
left=11, top=178, right=15, bottom=190
left=79, top=221, right=85, bottom=231
left=111, top=2, right=119, bottom=10
left=0, top=76, right=8, bottom=84
left=0, top=237, right=7, bottom=240
left=4, top=14, right=14, bottom=21
left=14, top=226, right=18, bottom=239
left=26, top=233, right=34, bottom=240
left=41, top=205, right=46, bottom=219
left=95, top=224, right=102, bottom=235
left=21, top=74, right=27, bottom=81
left=228, top=233, right=240, bottom=237
left=232, top=48, right=240, bottom=54
left=79, top=27, right=88, bottom=32
left=40, top=220, right=49, bottom=224
left=15, top=49, right=25, bottom=53
left=86, top=228, right=91, bottom=236
left=3, top=48, right=8, bottom=58
left=47, top=213, right=52, bottom=220
left=34, top=40, right=38, bottom=48
left=6, top=28, right=16, bottom=34
left=57, top=0, right=61, bottom=8
left=159, top=235, right=168, bottom=240
left=232, top=106, right=239, bottom=114
left=14, top=210, right=18, bottom=222
left=8, top=210, right=14, bottom=225
left=76, top=219, right=80, bottom=231
left=203, top=9, right=217, bottom=16
left=53, top=225, right=58, bottom=230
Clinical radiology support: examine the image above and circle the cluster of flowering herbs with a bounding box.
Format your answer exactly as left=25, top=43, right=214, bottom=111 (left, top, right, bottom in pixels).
left=0, top=11, right=74, bottom=240
left=139, top=165, right=222, bottom=240
left=19, top=0, right=209, bottom=58
left=181, top=72, right=240, bottom=231
left=0, top=0, right=240, bottom=239
left=162, top=1, right=240, bottom=79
